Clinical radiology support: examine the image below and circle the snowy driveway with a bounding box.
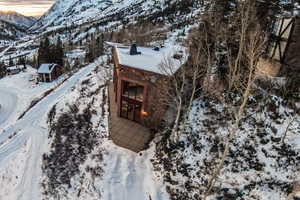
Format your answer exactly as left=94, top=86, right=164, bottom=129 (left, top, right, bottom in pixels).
left=0, top=62, right=98, bottom=200
left=0, top=89, right=18, bottom=127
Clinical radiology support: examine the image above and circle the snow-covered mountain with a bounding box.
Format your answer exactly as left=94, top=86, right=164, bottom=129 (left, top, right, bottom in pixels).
left=0, top=11, right=37, bottom=29
left=31, top=0, right=199, bottom=32
left=0, top=19, right=26, bottom=42
left=31, top=0, right=128, bottom=31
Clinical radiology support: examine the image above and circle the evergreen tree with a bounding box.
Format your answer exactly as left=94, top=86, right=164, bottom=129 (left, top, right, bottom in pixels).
left=33, top=56, right=38, bottom=69
left=38, top=37, right=64, bottom=66
left=98, top=33, right=104, bottom=56
left=211, top=0, right=237, bottom=21
left=210, top=0, right=297, bottom=32
left=85, top=42, right=94, bottom=63
left=44, top=37, right=51, bottom=62
left=95, top=37, right=101, bottom=57
left=74, top=58, right=81, bottom=69
left=38, top=38, right=51, bottom=65
left=18, top=56, right=26, bottom=68
left=63, top=59, right=72, bottom=75
left=37, top=40, right=44, bottom=66
left=9, top=57, right=14, bottom=66
left=0, top=62, right=6, bottom=78
left=53, top=37, right=64, bottom=66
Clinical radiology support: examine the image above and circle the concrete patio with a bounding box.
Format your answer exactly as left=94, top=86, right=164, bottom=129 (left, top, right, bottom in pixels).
left=108, top=83, right=153, bottom=152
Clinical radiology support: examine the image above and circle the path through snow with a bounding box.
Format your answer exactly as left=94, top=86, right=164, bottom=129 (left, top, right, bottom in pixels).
left=102, top=143, right=168, bottom=200
left=0, top=89, right=18, bottom=127
left=0, top=62, right=98, bottom=200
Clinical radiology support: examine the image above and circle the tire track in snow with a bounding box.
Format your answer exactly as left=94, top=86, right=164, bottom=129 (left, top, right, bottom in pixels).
left=14, top=127, right=46, bottom=200
left=107, top=153, right=122, bottom=200
left=0, top=62, right=98, bottom=200
left=0, top=89, right=18, bottom=128
left=102, top=146, right=168, bottom=200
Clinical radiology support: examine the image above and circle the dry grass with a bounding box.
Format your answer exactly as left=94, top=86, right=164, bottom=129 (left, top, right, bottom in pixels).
left=256, top=59, right=281, bottom=77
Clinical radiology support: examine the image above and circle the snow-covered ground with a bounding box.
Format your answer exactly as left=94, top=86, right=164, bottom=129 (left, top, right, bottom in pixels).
left=101, top=144, right=168, bottom=200
left=39, top=60, right=169, bottom=200
left=0, top=62, right=100, bottom=200
left=0, top=67, right=65, bottom=131
left=0, top=58, right=169, bottom=200
left=0, top=89, right=17, bottom=126
left=153, top=94, right=300, bottom=200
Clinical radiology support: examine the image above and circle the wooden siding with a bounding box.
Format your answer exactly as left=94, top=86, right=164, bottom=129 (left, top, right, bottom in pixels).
left=269, top=18, right=294, bottom=62
left=38, top=65, right=62, bottom=82
left=283, top=17, right=300, bottom=73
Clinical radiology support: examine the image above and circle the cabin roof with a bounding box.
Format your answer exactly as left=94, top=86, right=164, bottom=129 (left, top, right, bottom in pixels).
left=38, top=63, right=58, bottom=74
left=107, top=42, right=186, bottom=75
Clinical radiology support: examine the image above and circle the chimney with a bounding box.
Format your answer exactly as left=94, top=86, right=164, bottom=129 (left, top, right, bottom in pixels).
left=130, top=44, right=141, bottom=55
left=153, top=47, right=160, bottom=51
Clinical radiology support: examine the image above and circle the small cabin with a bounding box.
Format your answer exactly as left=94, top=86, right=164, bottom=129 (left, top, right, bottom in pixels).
left=267, top=16, right=300, bottom=74
left=38, top=63, right=62, bottom=82
left=109, top=42, right=184, bottom=128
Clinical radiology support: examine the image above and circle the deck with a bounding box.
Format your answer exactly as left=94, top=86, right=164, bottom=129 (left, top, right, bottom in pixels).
left=108, top=83, right=153, bottom=152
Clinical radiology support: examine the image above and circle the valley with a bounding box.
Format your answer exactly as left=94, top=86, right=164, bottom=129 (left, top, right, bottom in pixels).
left=0, top=0, right=300, bottom=200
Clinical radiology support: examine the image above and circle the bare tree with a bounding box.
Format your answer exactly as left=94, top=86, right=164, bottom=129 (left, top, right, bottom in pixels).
left=158, top=47, right=204, bottom=142
left=281, top=115, right=298, bottom=144
left=203, top=1, right=268, bottom=198
left=159, top=56, right=187, bottom=142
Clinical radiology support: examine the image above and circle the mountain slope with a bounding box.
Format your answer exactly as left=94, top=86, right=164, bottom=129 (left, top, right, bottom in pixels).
left=0, top=11, right=37, bottom=29
left=31, top=0, right=200, bottom=32
left=31, top=0, right=120, bottom=31
left=0, top=19, right=26, bottom=41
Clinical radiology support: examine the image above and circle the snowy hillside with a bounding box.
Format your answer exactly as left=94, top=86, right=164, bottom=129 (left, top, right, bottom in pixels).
left=31, top=0, right=113, bottom=31
left=0, top=19, right=27, bottom=44
left=31, top=0, right=200, bottom=32
left=1, top=1, right=299, bottom=200
left=153, top=92, right=300, bottom=200
left=1, top=0, right=200, bottom=63
left=0, top=11, right=37, bottom=29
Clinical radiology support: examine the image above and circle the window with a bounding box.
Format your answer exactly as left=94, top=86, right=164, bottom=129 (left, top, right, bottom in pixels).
left=122, top=81, right=144, bottom=102
left=121, top=100, right=142, bottom=123
left=121, top=81, right=144, bottom=123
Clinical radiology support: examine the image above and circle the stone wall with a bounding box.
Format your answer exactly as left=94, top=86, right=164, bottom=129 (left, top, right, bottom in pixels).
left=144, top=77, right=169, bottom=129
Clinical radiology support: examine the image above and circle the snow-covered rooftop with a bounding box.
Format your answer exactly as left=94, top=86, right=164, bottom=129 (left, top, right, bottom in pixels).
left=109, top=42, right=186, bottom=75
left=37, top=63, right=58, bottom=74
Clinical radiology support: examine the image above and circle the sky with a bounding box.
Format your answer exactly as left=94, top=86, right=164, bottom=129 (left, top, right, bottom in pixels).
left=0, top=0, right=55, bottom=16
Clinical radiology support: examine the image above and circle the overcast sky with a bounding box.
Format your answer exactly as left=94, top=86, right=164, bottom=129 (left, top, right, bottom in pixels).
left=0, top=0, right=55, bottom=16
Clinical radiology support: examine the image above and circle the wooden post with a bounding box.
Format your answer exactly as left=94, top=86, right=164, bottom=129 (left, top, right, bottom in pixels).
left=117, top=78, right=122, bottom=117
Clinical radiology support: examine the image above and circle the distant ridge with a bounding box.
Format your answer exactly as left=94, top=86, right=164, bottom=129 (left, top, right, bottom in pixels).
left=0, top=11, right=37, bottom=29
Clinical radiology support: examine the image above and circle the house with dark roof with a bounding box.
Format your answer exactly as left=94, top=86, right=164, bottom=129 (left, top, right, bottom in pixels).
left=267, top=16, right=300, bottom=74
left=37, top=63, right=62, bottom=82
left=109, top=42, right=184, bottom=128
